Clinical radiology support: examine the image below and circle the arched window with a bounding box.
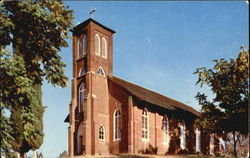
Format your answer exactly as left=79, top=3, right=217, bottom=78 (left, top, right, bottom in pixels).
left=101, top=37, right=107, bottom=58
left=114, top=109, right=121, bottom=141
left=99, top=124, right=105, bottom=141
left=162, top=115, right=169, bottom=144
left=210, top=134, right=214, bottom=155
left=142, top=109, right=149, bottom=140
left=79, top=67, right=86, bottom=77
left=77, top=123, right=84, bottom=154
left=95, top=34, right=100, bottom=56
left=78, top=83, right=86, bottom=112
left=78, top=34, right=87, bottom=57
left=83, top=35, right=87, bottom=55
left=97, top=67, right=105, bottom=76
left=179, top=122, right=186, bottom=149
left=195, top=128, right=201, bottom=152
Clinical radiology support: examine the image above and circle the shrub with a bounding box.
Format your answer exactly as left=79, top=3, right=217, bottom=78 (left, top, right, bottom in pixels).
left=177, top=148, right=189, bottom=154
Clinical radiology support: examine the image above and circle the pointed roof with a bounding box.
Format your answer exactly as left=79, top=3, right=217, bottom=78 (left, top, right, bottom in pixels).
left=71, top=18, right=116, bottom=35
left=108, top=75, right=200, bottom=117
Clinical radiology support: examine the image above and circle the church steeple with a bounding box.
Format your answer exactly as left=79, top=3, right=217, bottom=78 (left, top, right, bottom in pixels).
left=71, top=18, right=115, bottom=78
left=68, top=18, right=115, bottom=155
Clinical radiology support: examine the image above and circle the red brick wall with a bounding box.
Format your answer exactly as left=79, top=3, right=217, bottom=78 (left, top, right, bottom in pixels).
left=75, top=20, right=114, bottom=155
left=86, top=21, right=114, bottom=155
left=88, top=22, right=113, bottom=76
left=128, top=102, right=175, bottom=155
left=91, top=74, right=110, bottom=155
left=108, top=80, right=129, bottom=153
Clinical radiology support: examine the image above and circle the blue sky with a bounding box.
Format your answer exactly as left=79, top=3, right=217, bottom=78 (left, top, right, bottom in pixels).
left=37, top=1, right=248, bottom=157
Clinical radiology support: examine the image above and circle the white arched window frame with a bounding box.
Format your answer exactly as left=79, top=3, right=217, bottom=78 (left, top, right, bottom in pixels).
left=78, top=67, right=86, bottom=77
left=179, top=122, right=186, bottom=149
left=101, top=37, right=107, bottom=58
left=210, top=134, right=215, bottom=155
left=95, top=34, right=101, bottom=56
left=114, top=109, right=121, bottom=141
left=78, top=34, right=87, bottom=58
left=99, top=124, right=105, bottom=141
left=162, top=115, right=169, bottom=145
left=195, top=128, right=201, bottom=152
left=142, top=109, right=149, bottom=140
left=97, top=67, right=105, bottom=76
left=82, top=34, right=87, bottom=55
left=78, top=83, right=86, bottom=112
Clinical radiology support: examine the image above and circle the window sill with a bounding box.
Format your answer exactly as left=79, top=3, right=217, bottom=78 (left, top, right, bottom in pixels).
left=76, top=74, right=86, bottom=79
left=76, top=54, right=87, bottom=61
left=99, top=139, right=105, bottom=142
left=113, top=138, right=121, bottom=142
left=95, top=54, right=108, bottom=60
left=142, top=138, right=149, bottom=142
left=101, top=55, right=107, bottom=59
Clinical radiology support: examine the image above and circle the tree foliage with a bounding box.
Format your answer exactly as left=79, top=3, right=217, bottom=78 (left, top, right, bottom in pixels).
left=0, top=0, right=73, bottom=156
left=58, top=150, right=68, bottom=158
left=194, top=47, right=249, bottom=157
left=0, top=49, right=37, bottom=156
left=9, top=84, right=44, bottom=154
left=0, top=0, right=73, bottom=86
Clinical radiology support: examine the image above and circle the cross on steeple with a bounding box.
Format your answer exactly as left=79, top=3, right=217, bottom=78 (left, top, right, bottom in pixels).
left=90, top=8, right=96, bottom=19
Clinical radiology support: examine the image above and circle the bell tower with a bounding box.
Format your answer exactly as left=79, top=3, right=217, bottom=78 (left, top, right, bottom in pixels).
left=68, top=18, right=115, bottom=156
left=72, top=18, right=115, bottom=77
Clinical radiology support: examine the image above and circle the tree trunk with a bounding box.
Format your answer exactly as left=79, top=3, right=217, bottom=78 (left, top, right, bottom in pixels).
left=233, top=131, right=237, bottom=157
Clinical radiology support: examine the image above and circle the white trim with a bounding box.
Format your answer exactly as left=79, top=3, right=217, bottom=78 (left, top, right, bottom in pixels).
left=96, top=66, right=106, bottom=77
left=78, top=34, right=87, bottom=58
left=210, top=134, right=215, bottom=155
left=83, top=34, right=87, bottom=55
left=91, top=94, right=97, bottom=99
left=101, top=37, right=107, bottom=59
left=142, top=108, right=149, bottom=141
left=162, top=115, right=169, bottom=145
left=78, top=83, right=85, bottom=112
left=78, top=36, right=83, bottom=58
left=195, top=128, right=201, bottom=152
left=99, top=124, right=105, bottom=141
left=78, top=67, right=86, bottom=77
left=95, top=34, right=101, bottom=56
left=179, top=122, right=186, bottom=149
left=113, top=109, right=121, bottom=141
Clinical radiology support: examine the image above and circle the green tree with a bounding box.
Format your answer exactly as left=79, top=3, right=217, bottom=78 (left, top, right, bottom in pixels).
left=58, top=150, right=68, bottom=158
left=0, top=0, right=73, bottom=157
left=0, top=49, right=38, bottom=157
left=9, top=85, right=44, bottom=156
left=194, top=47, right=249, bottom=157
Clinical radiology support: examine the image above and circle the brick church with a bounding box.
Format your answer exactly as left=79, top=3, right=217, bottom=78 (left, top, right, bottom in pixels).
left=65, top=18, right=220, bottom=156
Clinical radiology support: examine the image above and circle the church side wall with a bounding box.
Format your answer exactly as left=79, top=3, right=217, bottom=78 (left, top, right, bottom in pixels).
left=91, top=73, right=110, bottom=155
left=108, top=81, right=129, bottom=153
left=132, top=104, right=169, bottom=155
